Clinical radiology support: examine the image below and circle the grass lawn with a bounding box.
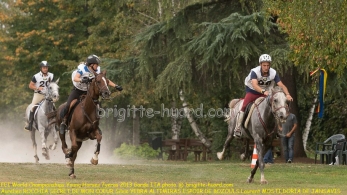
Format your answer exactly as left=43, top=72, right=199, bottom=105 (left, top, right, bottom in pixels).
left=0, top=159, right=345, bottom=195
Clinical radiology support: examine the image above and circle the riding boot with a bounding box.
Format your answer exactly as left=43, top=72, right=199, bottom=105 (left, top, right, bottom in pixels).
left=25, top=111, right=34, bottom=131
left=233, top=111, right=245, bottom=138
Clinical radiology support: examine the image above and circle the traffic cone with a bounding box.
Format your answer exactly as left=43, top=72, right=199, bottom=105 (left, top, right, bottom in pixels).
left=251, top=144, right=258, bottom=168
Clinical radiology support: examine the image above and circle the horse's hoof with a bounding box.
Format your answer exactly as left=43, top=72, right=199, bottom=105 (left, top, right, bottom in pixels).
left=247, top=178, right=253, bottom=183
left=69, top=174, right=76, bottom=179
left=261, top=180, right=268, bottom=184
left=90, top=158, right=98, bottom=165
left=42, top=149, right=50, bottom=160
left=49, top=144, right=56, bottom=150
left=34, top=155, right=39, bottom=163
left=216, top=152, right=223, bottom=160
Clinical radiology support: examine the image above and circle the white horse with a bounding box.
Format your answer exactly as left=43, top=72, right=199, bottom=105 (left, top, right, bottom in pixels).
left=217, top=86, right=289, bottom=184
left=25, top=79, right=60, bottom=163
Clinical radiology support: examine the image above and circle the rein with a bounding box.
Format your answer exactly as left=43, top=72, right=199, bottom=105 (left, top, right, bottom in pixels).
left=254, top=90, right=287, bottom=138
left=254, top=98, right=272, bottom=136
left=269, top=91, right=289, bottom=122
left=43, top=85, right=57, bottom=114
left=81, top=81, right=99, bottom=125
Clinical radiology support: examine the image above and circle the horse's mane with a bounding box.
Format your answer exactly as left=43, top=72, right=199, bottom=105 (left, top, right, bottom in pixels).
left=272, top=86, right=284, bottom=93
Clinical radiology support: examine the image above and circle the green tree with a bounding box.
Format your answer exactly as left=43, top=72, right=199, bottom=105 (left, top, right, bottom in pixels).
left=264, top=0, right=347, bottom=151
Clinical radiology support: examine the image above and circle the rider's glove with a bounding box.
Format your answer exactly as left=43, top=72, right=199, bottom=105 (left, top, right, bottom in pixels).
left=81, top=77, right=89, bottom=84
left=115, top=85, right=123, bottom=91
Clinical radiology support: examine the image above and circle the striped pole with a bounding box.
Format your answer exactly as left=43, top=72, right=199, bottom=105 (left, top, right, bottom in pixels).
left=251, top=144, right=258, bottom=168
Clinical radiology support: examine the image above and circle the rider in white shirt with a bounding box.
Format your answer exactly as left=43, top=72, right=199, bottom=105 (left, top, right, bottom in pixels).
left=233, top=54, right=293, bottom=138
left=59, top=54, right=123, bottom=133
left=25, top=61, right=54, bottom=131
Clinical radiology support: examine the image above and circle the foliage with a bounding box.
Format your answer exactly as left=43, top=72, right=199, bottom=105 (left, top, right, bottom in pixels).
left=1, top=0, right=347, bottom=158
left=264, top=0, right=347, bottom=78
left=113, top=143, right=160, bottom=160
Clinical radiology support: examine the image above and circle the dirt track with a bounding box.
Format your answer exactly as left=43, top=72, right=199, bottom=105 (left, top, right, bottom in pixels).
left=0, top=121, right=118, bottom=164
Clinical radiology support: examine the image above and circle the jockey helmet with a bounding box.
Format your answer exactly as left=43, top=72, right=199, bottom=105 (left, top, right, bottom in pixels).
left=39, top=61, right=50, bottom=67
left=86, top=54, right=101, bottom=66
left=259, top=54, right=271, bottom=64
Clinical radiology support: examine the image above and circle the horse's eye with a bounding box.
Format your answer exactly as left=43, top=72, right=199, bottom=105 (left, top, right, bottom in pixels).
left=49, top=87, right=52, bottom=90
left=274, top=99, right=278, bottom=103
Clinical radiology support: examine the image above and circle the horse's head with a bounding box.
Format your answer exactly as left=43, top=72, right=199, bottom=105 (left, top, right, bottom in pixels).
left=269, top=86, right=289, bottom=123
left=46, top=78, right=60, bottom=102
left=91, top=70, right=111, bottom=99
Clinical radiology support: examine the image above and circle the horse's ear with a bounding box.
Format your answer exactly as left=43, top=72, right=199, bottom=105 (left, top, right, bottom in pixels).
left=90, top=68, right=97, bottom=76
left=102, top=70, right=106, bottom=75
left=48, top=77, right=51, bottom=83
left=55, top=78, right=60, bottom=84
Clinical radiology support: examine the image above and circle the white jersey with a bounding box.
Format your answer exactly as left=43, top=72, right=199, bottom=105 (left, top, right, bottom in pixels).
left=72, top=64, right=101, bottom=91
left=32, top=72, right=54, bottom=94
left=244, top=66, right=277, bottom=91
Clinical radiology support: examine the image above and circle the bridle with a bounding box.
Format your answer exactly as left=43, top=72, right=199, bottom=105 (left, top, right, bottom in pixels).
left=268, top=90, right=289, bottom=122
left=85, top=73, right=110, bottom=101
left=45, top=82, right=59, bottom=102
left=82, top=73, right=110, bottom=126
left=252, top=89, right=288, bottom=137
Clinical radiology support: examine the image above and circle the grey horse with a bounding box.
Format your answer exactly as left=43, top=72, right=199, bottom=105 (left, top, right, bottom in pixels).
left=25, top=79, right=60, bottom=163
left=217, top=86, right=289, bottom=184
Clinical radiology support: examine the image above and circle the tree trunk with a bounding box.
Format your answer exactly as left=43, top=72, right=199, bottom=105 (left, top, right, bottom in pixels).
left=302, top=95, right=318, bottom=151
left=132, top=105, right=140, bottom=146
left=171, top=101, right=180, bottom=140
left=179, top=90, right=212, bottom=148
left=171, top=101, right=182, bottom=150
left=280, top=66, right=307, bottom=158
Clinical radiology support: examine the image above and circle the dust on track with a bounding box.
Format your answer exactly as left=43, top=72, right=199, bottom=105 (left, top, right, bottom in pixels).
left=0, top=121, right=121, bottom=164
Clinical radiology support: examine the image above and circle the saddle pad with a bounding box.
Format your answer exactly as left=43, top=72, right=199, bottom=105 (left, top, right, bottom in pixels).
left=225, top=99, right=242, bottom=122
left=229, top=99, right=241, bottom=109
left=244, top=97, right=265, bottom=128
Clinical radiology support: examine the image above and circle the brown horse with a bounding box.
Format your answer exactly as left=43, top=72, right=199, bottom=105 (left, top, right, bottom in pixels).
left=56, top=70, right=110, bottom=178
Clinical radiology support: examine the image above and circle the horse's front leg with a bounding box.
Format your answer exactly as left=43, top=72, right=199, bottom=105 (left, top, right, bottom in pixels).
left=68, top=141, right=82, bottom=179
left=49, top=125, right=59, bottom=150
left=217, top=123, right=234, bottom=160
left=255, top=142, right=267, bottom=184
left=247, top=140, right=267, bottom=184
left=259, top=145, right=272, bottom=184
left=247, top=160, right=259, bottom=183
left=91, top=130, right=102, bottom=165
left=39, top=124, right=50, bottom=160
left=59, top=127, right=69, bottom=157
left=30, top=129, right=39, bottom=163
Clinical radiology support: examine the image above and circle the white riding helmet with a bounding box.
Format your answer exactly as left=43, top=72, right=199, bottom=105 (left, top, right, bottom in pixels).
left=259, top=54, right=271, bottom=64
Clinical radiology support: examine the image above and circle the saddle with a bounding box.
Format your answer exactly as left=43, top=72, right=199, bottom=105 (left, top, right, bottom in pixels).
left=244, top=97, right=265, bottom=128
left=238, top=97, right=265, bottom=139
left=66, top=99, right=81, bottom=127
left=65, top=95, right=100, bottom=126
